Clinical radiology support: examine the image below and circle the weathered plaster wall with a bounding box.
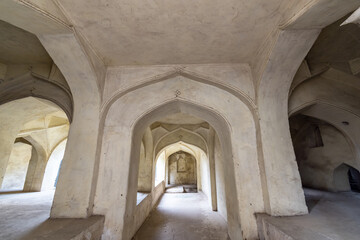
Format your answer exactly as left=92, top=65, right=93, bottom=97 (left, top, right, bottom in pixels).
left=291, top=118, right=357, bottom=192
left=214, top=134, right=227, bottom=221
left=289, top=70, right=360, bottom=164
left=137, top=128, right=154, bottom=192
left=154, top=152, right=166, bottom=186
left=132, top=181, right=165, bottom=238
left=1, top=142, right=32, bottom=190
left=199, top=151, right=212, bottom=205
left=42, top=139, right=67, bottom=191
left=168, top=151, right=196, bottom=185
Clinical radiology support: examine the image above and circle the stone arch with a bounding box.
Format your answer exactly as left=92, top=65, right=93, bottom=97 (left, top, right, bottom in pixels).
left=289, top=100, right=360, bottom=166
left=0, top=73, right=73, bottom=122
left=154, top=142, right=203, bottom=189
left=154, top=128, right=208, bottom=158
left=94, top=75, right=263, bottom=240
left=333, top=163, right=360, bottom=192
left=42, top=138, right=68, bottom=191
left=22, top=135, right=48, bottom=192
left=100, top=69, right=257, bottom=118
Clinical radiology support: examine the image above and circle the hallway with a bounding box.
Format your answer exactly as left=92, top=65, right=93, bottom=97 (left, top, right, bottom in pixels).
left=134, top=192, right=229, bottom=240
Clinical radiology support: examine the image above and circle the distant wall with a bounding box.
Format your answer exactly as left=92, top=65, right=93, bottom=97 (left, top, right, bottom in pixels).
left=293, top=122, right=357, bottom=191
left=1, top=142, right=32, bottom=190
left=168, top=151, right=196, bottom=185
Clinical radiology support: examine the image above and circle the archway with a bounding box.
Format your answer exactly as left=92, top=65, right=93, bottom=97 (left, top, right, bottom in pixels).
left=154, top=140, right=216, bottom=209
left=94, top=74, right=263, bottom=240
left=334, top=164, right=360, bottom=192
left=0, top=97, right=70, bottom=192
left=42, top=139, right=67, bottom=191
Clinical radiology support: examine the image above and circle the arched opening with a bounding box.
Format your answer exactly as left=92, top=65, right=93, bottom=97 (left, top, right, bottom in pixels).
left=0, top=97, right=70, bottom=193
left=289, top=114, right=357, bottom=192
left=41, top=139, right=67, bottom=191
left=167, top=151, right=197, bottom=191
left=95, top=75, right=263, bottom=240
left=348, top=167, right=360, bottom=192
left=131, top=110, right=229, bottom=240
left=1, top=140, right=32, bottom=191
left=333, top=163, right=360, bottom=192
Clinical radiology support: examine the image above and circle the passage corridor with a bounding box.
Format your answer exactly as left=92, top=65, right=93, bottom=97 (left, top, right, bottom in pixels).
left=134, top=192, right=229, bottom=240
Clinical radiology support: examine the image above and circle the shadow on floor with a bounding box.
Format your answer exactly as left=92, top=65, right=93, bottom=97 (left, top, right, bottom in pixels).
left=165, top=184, right=197, bottom=193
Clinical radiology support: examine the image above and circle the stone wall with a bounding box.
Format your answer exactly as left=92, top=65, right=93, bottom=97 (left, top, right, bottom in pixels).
left=168, top=151, right=196, bottom=185
left=1, top=142, right=32, bottom=190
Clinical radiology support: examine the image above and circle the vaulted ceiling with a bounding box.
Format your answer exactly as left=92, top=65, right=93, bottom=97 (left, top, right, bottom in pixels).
left=56, top=0, right=288, bottom=66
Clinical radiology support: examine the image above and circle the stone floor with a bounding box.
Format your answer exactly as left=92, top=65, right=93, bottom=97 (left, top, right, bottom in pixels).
left=3, top=188, right=360, bottom=240
left=0, top=191, right=104, bottom=240
left=134, top=192, right=229, bottom=240
left=165, top=184, right=198, bottom=193
left=259, top=188, right=360, bottom=240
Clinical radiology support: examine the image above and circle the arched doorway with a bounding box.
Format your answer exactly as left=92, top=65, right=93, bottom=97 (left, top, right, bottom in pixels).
left=94, top=74, right=263, bottom=240
left=42, top=139, right=67, bottom=191
left=334, top=164, right=360, bottom=192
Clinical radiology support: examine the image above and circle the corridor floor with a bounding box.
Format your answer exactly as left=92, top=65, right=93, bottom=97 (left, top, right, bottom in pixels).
left=260, top=188, right=360, bottom=240
left=0, top=191, right=103, bottom=240
left=134, top=192, right=229, bottom=240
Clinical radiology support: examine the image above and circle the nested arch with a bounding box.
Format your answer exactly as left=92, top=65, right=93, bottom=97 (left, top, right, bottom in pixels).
left=154, top=128, right=208, bottom=158
left=94, top=74, right=263, bottom=240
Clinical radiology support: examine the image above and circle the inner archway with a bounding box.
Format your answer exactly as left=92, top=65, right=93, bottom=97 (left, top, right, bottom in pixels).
left=131, top=109, right=230, bottom=240
left=41, top=139, right=67, bottom=191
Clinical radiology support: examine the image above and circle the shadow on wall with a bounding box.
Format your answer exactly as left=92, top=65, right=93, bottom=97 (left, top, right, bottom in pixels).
left=334, top=163, right=360, bottom=192
left=1, top=142, right=32, bottom=190
left=290, top=114, right=360, bottom=192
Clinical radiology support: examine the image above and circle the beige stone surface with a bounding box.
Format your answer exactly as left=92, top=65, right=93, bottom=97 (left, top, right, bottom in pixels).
left=0, top=1, right=359, bottom=240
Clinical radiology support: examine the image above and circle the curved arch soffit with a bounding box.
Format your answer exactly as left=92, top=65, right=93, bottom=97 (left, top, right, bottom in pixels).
left=155, top=141, right=206, bottom=165
left=154, top=127, right=208, bottom=158
left=0, top=73, right=73, bottom=122
left=289, top=100, right=360, bottom=164
left=48, top=137, right=68, bottom=162
left=333, top=162, right=360, bottom=174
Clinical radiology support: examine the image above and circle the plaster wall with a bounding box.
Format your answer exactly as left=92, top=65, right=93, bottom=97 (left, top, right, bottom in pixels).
left=103, top=64, right=255, bottom=105
left=1, top=142, right=32, bottom=190
left=215, top=134, right=227, bottom=221
left=39, top=33, right=101, bottom=218
left=137, top=142, right=147, bottom=191
left=42, top=139, right=67, bottom=191
left=289, top=71, right=360, bottom=164
left=137, top=128, right=154, bottom=192
left=155, top=152, right=166, bottom=186
left=132, top=181, right=165, bottom=238
left=199, top=151, right=212, bottom=205
left=293, top=123, right=356, bottom=191
left=168, top=152, right=196, bottom=185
